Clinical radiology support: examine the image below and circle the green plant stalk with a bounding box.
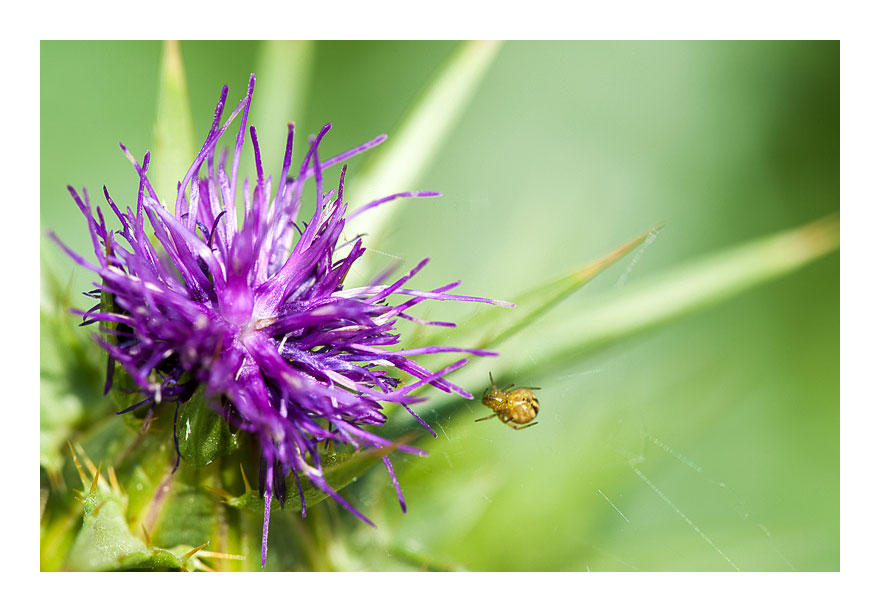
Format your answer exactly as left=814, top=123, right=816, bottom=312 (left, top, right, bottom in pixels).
left=152, top=40, right=196, bottom=207
left=252, top=41, right=315, bottom=167
left=525, top=214, right=839, bottom=368
left=346, top=41, right=501, bottom=256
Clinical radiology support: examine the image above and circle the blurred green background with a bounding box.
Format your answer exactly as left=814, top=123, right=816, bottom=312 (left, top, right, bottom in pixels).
left=40, top=41, right=838, bottom=571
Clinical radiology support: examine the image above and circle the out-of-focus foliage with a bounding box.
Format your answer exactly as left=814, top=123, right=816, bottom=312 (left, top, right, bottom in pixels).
left=41, top=41, right=838, bottom=571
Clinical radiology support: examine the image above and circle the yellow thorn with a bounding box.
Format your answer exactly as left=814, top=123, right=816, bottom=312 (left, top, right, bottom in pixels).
left=67, top=441, right=88, bottom=485
left=195, top=550, right=246, bottom=561
left=89, top=461, right=103, bottom=494
left=142, top=524, right=152, bottom=548
left=204, top=485, right=231, bottom=500
left=182, top=541, right=210, bottom=561
left=91, top=500, right=107, bottom=516
left=76, top=444, right=98, bottom=479
left=240, top=463, right=251, bottom=491
left=107, top=465, right=120, bottom=493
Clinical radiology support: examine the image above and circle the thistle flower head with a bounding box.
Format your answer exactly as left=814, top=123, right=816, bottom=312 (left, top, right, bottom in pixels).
left=51, top=74, right=512, bottom=565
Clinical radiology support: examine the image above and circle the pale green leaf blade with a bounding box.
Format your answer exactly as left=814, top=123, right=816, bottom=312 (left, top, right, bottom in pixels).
left=495, top=215, right=840, bottom=377
left=152, top=40, right=196, bottom=207
left=252, top=41, right=315, bottom=166
left=346, top=41, right=502, bottom=250
left=465, top=226, right=662, bottom=350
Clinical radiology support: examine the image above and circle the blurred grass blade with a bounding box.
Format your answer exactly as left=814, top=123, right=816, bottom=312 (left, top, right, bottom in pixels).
left=467, top=226, right=662, bottom=349
left=525, top=215, right=840, bottom=368
left=152, top=40, right=195, bottom=207
left=252, top=41, right=315, bottom=167
left=346, top=41, right=502, bottom=249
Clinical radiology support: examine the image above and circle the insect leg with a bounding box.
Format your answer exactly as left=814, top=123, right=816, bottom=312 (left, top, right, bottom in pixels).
left=475, top=413, right=499, bottom=423
left=510, top=422, right=538, bottom=430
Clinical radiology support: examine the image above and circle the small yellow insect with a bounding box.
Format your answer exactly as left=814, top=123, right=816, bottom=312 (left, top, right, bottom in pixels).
left=476, top=372, right=540, bottom=430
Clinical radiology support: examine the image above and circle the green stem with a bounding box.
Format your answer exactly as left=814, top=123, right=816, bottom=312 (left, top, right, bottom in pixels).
left=346, top=41, right=502, bottom=255
left=152, top=40, right=196, bottom=207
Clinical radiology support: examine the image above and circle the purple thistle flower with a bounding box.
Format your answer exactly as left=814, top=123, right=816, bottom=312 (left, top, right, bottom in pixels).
left=50, top=74, right=513, bottom=566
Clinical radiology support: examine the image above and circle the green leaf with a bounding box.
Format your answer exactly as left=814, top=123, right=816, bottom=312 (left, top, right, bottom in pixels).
left=175, top=387, right=240, bottom=468
left=346, top=41, right=502, bottom=254
left=152, top=40, right=196, bottom=207
left=65, top=492, right=149, bottom=571
left=61, top=444, right=229, bottom=571
left=150, top=471, right=217, bottom=550
left=67, top=489, right=212, bottom=571
left=113, top=549, right=188, bottom=571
